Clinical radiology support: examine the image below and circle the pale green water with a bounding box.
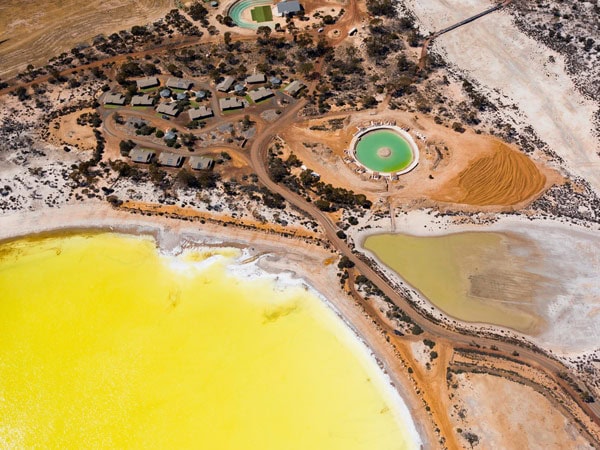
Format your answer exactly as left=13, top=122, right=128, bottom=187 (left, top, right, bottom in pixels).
left=229, top=0, right=273, bottom=29
left=0, top=233, right=420, bottom=449
left=364, top=232, right=541, bottom=332
left=355, top=130, right=413, bottom=173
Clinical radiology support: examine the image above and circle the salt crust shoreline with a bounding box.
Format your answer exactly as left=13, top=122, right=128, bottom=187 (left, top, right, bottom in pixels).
left=351, top=209, right=600, bottom=358
left=0, top=204, right=425, bottom=449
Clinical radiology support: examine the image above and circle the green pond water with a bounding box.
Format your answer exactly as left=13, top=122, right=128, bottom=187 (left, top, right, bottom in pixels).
left=355, top=130, right=413, bottom=173
left=364, top=232, right=542, bottom=333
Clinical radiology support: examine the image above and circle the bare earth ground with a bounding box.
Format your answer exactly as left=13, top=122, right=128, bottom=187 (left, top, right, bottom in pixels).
left=48, top=108, right=97, bottom=151
left=433, top=141, right=547, bottom=206
left=449, top=372, right=593, bottom=449
left=403, top=0, right=600, bottom=195
left=0, top=0, right=173, bottom=79
left=285, top=110, right=559, bottom=209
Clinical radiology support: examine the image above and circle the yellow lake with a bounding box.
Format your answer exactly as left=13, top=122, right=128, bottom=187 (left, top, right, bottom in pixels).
left=0, top=233, right=418, bottom=449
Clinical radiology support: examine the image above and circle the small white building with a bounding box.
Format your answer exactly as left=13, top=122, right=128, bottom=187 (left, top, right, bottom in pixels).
left=248, top=87, right=274, bottom=103
left=156, top=102, right=180, bottom=117
left=189, top=156, right=215, bottom=170
left=219, top=97, right=245, bottom=111
left=166, top=77, right=194, bottom=90
left=104, top=93, right=126, bottom=106
left=246, top=73, right=266, bottom=84
left=188, top=106, right=214, bottom=121
left=216, top=76, right=235, bottom=92
left=158, top=152, right=184, bottom=167
left=136, top=76, right=159, bottom=90
left=129, top=148, right=155, bottom=163
left=275, top=0, right=302, bottom=16
left=131, top=94, right=154, bottom=107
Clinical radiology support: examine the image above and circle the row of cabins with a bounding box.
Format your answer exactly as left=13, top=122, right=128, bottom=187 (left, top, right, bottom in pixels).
left=135, top=76, right=194, bottom=91
left=130, top=148, right=215, bottom=170
left=216, top=73, right=269, bottom=92
left=105, top=75, right=305, bottom=114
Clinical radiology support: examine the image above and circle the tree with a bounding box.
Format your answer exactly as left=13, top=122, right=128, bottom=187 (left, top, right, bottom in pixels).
left=337, top=256, right=355, bottom=269
left=224, top=32, right=232, bottom=48
left=119, top=140, right=136, bottom=156
left=189, top=2, right=208, bottom=21
left=166, top=64, right=182, bottom=77
left=131, top=25, right=148, bottom=36
left=257, top=26, right=272, bottom=40
left=322, top=15, right=335, bottom=25
left=463, top=432, right=479, bottom=448
left=299, top=62, right=314, bottom=75
left=223, top=15, right=235, bottom=27
left=241, top=115, right=253, bottom=130
left=177, top=169, right=200, bottom=188
left=361, top=95, right=378, bottom=108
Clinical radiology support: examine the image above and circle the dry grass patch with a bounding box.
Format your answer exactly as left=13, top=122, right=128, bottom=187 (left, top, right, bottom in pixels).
left=0, top=0, right=172, bottom=78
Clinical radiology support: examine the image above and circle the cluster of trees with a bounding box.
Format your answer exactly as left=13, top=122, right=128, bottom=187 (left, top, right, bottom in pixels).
left=176, top=168, right=220, bottom=189
left=366, top=0, right=397, bottom=18
left=268, top=151, right=372, bottom=212
left=188, top=2, right=209, bottom=26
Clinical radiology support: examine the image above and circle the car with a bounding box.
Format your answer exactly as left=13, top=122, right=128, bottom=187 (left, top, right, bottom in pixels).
left=161, top=115, right=170, bottom=120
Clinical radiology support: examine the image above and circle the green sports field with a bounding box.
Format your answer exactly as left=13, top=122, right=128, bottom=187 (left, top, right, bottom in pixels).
left=250, top=5, right=272, bottom=22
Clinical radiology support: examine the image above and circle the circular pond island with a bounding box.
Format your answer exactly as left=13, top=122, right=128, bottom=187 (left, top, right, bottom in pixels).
left=350, top=126, right=419, bottom=176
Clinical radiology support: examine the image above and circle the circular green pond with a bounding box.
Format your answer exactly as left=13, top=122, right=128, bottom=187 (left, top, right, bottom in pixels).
left=355, top=130, right=414, bottom=173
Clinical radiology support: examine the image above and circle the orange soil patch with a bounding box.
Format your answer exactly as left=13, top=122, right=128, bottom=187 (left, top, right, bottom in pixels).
left=433, top=142, right=546, bottom=206
left=120, top=201, right=321, bottom=240
left=48, top=108, right=96, bottom=151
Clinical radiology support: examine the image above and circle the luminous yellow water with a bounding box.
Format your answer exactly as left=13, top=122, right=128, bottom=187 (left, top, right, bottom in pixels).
left=0, top=233, right=418, bottom=449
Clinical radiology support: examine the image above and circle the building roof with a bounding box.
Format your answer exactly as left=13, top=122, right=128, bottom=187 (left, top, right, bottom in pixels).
left=104, top=93, right=126, bottom=105
left=166, top=77, right=194, bottom=90
left=164, top=130, right=177, bottom=140
left=195, top=90, right=207, bottom=99
left=276, top=0, right=302, bottom=14
left=131, top=94, right=154, bottom=106
left=248, top=87, right=274, bottom=103
left=176, top=92, right=187, bottom=100
left=158, top=152, right=184, bottom=167
left=136, top=76, right=159, bottom=89
left=156, top=102, right=180, bottom=116
left=269, top=76, right=282, bottom=86
left=216, top=76, right=235, bottom=92
left=246, top=73, right=266, bottom=84
left=129, top=148, right=155, bottom=163
left=219, top=97, right=245, bottom=111
left=189, top=156, right=215, bottom=170
left=160, top=88, right=172, bottom=98
left=284, top=80, right=305, bottom=96
left=188, top=106, right=214, bottom=121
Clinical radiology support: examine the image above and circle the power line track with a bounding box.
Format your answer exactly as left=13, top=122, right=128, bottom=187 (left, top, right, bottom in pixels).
left=418, top=0, right=512, bottom=71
